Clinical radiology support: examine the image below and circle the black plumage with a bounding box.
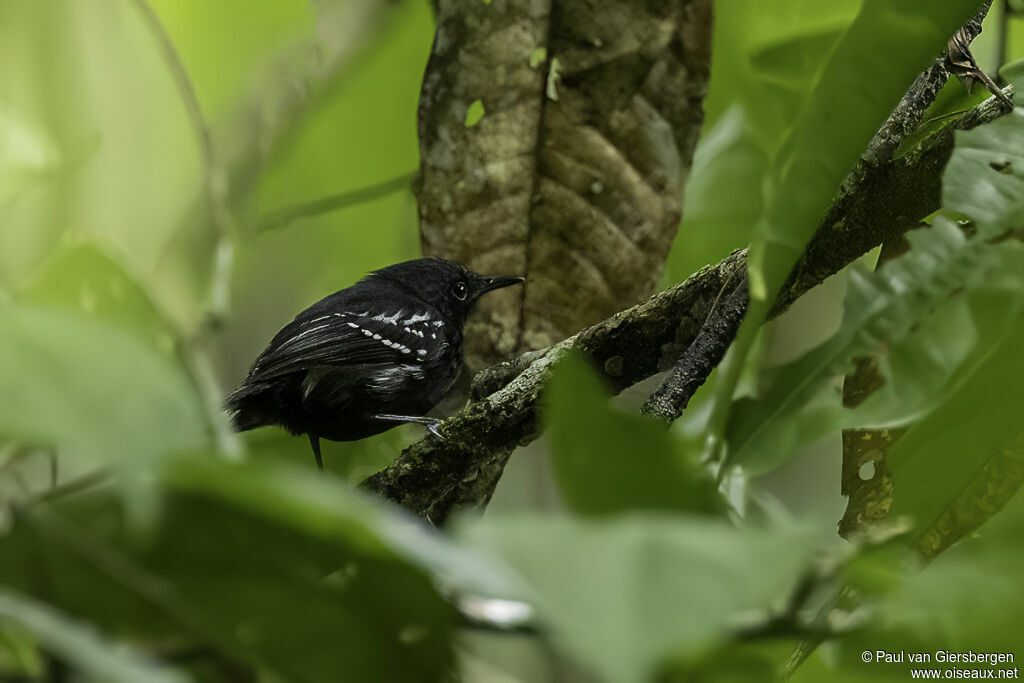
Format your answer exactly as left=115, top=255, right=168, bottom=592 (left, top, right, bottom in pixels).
left=225, top=258, right=523, bottom=469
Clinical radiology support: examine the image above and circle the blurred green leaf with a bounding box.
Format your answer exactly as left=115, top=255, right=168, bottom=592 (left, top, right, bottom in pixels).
left=889, top=281, right=1024, bottom=545
left=725, top=219, right=990, bottom=476
left=0, top=589, right=186, bottom=683
left=706, top=0, right=979, bottom=466
left=0, top=304, right=208, bottom=466
left=661, top=639, right=797, bottom=683
left=0, top=471, right=460, bottom=683
left=880, top=487, right=1024, bottom=652
left=460, top=514, right=823, bottom=683
left=165, top=454, right=521, bottom=598
left=667, top=108, right=767, bottom=282
left=21, top=241, right=175, bottom=355
left=0, top=103, right=61, bottom=207
left=668, top=1, right=859, bottom=283
left=544, top=353, right=722, bottom=516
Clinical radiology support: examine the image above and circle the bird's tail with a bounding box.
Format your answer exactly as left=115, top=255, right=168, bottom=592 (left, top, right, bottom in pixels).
left=223, top=383, right=274, bottom=432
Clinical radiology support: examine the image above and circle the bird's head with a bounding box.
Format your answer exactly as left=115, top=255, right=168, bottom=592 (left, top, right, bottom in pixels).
left=368, top=258, right=523, bottom=325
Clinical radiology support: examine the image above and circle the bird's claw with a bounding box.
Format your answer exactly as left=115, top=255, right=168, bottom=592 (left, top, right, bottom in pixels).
left=373, top=414, right=445, bottom=440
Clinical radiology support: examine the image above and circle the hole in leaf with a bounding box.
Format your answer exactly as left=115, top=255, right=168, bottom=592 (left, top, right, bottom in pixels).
left=859, top=460, right=876, bottom=481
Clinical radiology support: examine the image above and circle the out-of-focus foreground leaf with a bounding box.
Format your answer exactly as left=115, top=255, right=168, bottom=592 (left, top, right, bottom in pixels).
left=0, top=457, right=470, bottom=683
left=0, top=590, right=187, bottom=683
left=543, top=353, right=722, bottom=516
left=417, top=0, right=712, bottom=365
left=0, top=304, right=208, bottom=467
left=460, top=514, right=822, bottom=683
left=666, top=0, right=861, bottom=284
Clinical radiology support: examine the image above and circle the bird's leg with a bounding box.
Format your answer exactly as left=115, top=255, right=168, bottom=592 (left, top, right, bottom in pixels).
left=308, top=433, right=323, bottom=471
left=371, top=414, right=445, bottom=440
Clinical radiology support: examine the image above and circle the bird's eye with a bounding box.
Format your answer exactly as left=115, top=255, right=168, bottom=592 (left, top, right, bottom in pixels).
left=451, top=281, right=468, bottom=301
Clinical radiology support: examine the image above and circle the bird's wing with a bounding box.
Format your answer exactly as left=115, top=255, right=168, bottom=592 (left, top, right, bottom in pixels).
left=244, top=310, right=444, bottom=383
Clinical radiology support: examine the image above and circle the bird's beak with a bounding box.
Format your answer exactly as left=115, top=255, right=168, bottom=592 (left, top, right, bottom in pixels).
left=474, top=275, right=525, bottom=298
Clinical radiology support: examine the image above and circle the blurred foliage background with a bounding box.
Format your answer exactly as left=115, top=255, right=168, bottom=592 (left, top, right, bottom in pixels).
left=2, top=1, right=1024, bottom=682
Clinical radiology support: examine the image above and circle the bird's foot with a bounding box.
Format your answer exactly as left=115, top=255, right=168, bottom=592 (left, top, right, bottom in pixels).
left=373, top=414, right=445, bottom=440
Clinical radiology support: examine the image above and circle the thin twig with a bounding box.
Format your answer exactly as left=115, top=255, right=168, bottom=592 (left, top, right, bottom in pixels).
left=256, top=172, right=416, bottom=232
left=132, top=0, right=241, bottom=456
left=29, top=471, right=111, bottom=508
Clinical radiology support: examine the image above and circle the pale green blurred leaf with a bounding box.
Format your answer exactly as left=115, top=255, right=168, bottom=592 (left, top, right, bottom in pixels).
left=544, top=353, right=723, bottom=516
left=166, top=454, right=521, bottom=598
left=21, top=241, right=175, bottom=355
left=669, top=1, right=859, bottom=283
left=0, top=103, right=61, bottom=207
left=0, top=465, right=461, bottom=683
left=0, top=305, right=208, bottom=465
left=0, top=589, right=186, bottom=683
left=461, top=514, right=823, bottom=683
left=668, top=108, right=766, bottom=282
left=880, top=489, right=1024, bottom=652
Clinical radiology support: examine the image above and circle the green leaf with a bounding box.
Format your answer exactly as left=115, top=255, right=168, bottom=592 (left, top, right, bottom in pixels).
left=667, top=108, right=767, bottom=283
left=164, top=454, right=520, bottom=597
left=872, top=493, right=1024, bottom=655
left=0, top=474, right=460, bottom=683
left=0, top=304, right=208, bottom=466
left=460, top=514, right=823, bottom=683
left=21, top=241, right=176, bottom=355
left=725, top=219, right=991, bottom=475
left=706, top=0, right=979, bottom=465
left=889, top=276, right=1024, bottom=545
left=669, top=1, right=859, bottom=285
left=0, top=589, right=186, bottom=683
left=943, top=96, right=1024, bottom=237
left=544, top=353, right=722, bottom=516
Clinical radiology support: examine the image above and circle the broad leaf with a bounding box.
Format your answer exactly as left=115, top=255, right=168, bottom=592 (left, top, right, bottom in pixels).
left=725, top=219, right=992, bottom=475
left=0, top=590, right=186, bottom=683
left=461, top=514, right=823, bottom=683
left=707, top=0, right=979, bottom=466
left=544, top=353, right=722, bottom=515
left=0, top=468, right=462, bottom=683
left=0, top=304, right=208, bottom=466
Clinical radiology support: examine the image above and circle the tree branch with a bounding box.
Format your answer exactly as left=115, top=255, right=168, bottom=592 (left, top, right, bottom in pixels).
left=641, top=273, right=748, bottom=422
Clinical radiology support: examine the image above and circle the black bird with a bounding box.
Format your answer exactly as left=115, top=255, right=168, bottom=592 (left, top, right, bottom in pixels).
left=225, top=258, right=523, bottom=469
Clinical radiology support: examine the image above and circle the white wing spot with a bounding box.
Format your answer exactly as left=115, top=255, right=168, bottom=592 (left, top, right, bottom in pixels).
left=401, top=348, right=411, bottom=354
left=372, top=310, right=403, bottom=325
left=432, top=320, right=444, bottom=327
left=417, top=349, right=427, bottom=357
left=403, top=312, right=431, bottom=325
left=373, top=334, right=382, bottom=340
left=346, top=322, right=359, bottom=329
left=362, top=329, right=373, bottom=337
